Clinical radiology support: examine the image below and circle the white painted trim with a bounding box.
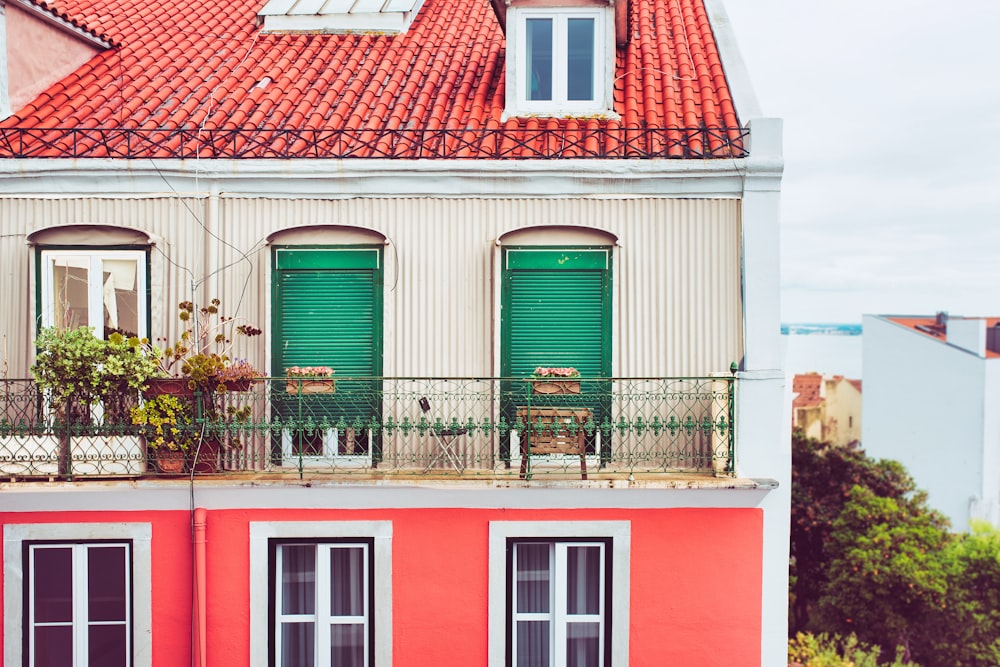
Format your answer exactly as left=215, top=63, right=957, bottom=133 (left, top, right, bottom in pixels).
left=488, top=521, right=630, bottom=667
left=0, top=158, right=750, bottom=197
left=4, top=522, right=153, bottom=667
left=0, top=483, right=776, bottom=512
left=503, top=6, right=617, bottom=120
left=248, top=520, right=392, bottom=667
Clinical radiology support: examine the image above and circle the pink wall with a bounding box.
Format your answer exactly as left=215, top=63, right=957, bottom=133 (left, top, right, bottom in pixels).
left=6, top=4, right=102, bottom=113
left=3, top=506, right=763, bottom=666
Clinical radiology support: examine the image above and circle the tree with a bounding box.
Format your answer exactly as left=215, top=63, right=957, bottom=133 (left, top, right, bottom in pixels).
left=814, top=486, right=950, bottom=662
left=928, top=521, right=1000, bottom=666
left=789, top=432, right=918, bottom=632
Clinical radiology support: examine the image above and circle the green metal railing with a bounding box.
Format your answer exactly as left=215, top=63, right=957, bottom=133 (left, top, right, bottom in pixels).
left=0, top=376, right=735, bottom=479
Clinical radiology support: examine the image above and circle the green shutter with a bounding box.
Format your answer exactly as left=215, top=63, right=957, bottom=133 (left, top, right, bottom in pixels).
left=275, top=270, right=377, bottom=376
left=506, top=270, right=606, bottom=378
left=502, top=248, right=610, bottom=379
left=272, top=248, right=382, bottom=378
left=271, top=247, right=383, bottom=460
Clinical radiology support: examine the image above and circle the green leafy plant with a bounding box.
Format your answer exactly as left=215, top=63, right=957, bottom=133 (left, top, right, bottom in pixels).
left=129, top=393, right=196, bottom=452
left=159, top=298, right=262, bottom=391
left=32, top=326, right=161, bottom=406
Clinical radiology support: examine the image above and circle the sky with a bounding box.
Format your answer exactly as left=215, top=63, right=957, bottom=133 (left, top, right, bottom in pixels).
left=722, top=0, right=1000, bottom=324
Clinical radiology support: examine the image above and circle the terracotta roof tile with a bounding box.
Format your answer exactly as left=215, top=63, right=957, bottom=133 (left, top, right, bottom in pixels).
left=888, top=316, right=1000, bottom=359
left=792, top=373, right=823, bottom=409
left=2, top=0, right=747, bottom=159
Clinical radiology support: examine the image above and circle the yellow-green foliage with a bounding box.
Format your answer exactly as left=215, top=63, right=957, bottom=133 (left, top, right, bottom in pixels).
left=789, top=632, right=919, bottom=667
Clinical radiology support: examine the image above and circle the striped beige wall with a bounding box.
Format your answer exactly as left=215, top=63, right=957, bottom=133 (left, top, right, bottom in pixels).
left=0, top=196, right=741, bottom=379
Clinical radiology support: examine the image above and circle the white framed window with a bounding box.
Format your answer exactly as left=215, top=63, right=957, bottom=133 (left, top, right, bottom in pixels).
left=4, top=523, right=153, bottom=667
left=27, top=542, right=132, bottom=666
left=39, top=249, right=148, bottom=338
left=250, top=522, right=392, bottom=667
left=504, top=6, right=616, bottom=119
left=489, top=521, right=630, bottom=667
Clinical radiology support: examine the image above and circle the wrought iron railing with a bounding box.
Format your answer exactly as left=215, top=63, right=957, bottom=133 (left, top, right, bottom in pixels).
left=0, top=376, right=735, bottom=480
left=0, top=126, right=749, bottom=160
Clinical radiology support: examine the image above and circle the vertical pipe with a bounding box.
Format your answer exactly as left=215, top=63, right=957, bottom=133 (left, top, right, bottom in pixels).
left=193, top=507, right=208, bottom=667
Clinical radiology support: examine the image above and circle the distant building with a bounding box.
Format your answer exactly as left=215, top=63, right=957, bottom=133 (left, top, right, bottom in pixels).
left=863, top=313, right=1000, bottom=530
left=791, top=373, right=862, bottom=446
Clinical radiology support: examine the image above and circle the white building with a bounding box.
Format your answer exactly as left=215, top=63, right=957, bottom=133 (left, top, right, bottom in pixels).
left=863, top=313, right=1000, bottom=530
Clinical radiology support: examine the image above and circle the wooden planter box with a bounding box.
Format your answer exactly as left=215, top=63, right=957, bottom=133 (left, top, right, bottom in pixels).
left=530, top=379, right=581, bottom=395
left=286, top=378, right=336, bottom=394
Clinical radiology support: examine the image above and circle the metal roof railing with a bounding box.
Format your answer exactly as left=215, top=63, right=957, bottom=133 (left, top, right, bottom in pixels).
left=0, top=126, right=749, bottom=160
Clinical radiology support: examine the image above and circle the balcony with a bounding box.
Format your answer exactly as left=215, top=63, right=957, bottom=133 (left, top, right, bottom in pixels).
left=0, top=376, right=735, bottom=482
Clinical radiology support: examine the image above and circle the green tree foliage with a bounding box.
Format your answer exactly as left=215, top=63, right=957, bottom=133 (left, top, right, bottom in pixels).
left=790, top=432, right=917, bottom=631
left=927, top=521, right=1000, bottom=666
left=788, top=632, right=919, bottom=667
left=793, top=432, right=1000, bottom=666
left=815, top=486, right=950, bottom=662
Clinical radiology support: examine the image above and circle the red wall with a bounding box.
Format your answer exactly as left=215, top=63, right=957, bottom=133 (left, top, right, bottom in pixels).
left=3, top=506, right=763, bottom=666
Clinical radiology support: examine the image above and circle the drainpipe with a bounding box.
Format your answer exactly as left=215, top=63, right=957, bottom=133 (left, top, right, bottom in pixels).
left=193, top=507, right=208, bottom=667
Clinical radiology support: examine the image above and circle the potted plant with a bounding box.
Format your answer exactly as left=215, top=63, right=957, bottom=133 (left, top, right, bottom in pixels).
left=529, top=366, right=582, bottom=395
left=215, top=359, right=265, bottom=392
left=285, top=366, right=335, bottom=394
left=31, top=326, right=162, bottom=475
left=130, top=393, right=197, bottom=474
left=151, top=298, right=263, bottom=396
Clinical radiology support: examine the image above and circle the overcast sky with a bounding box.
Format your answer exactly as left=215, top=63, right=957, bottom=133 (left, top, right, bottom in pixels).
left=722, top=0, right=1000, bottom=324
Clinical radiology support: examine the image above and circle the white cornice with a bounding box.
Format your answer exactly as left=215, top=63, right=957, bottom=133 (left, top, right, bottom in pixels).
left=0, top=157, right=769, bottom=198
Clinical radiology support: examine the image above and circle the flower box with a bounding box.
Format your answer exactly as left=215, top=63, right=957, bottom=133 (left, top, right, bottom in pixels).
left=144, top=378, right=196, bottom=399
left=286, top=379, right=336, bottom=394
left=530, top=379, right=581, bottom=395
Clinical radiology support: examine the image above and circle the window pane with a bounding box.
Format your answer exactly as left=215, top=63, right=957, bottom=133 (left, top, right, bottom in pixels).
left=281, top=622, right=314, bottom=667
left=51, top=258, right=90, bottom=330
left=88, top=546, right=127, bottom=622
left=280, top=545, right=316, bottom=615
left=102, top=259, right=140, bottom=338
left=33, top=547, right=73, bottom=623
left=34, top=625, right=73, bottom=667
left=516, top=620, right=550, bottom=667
left=329, top=546, right=365, bottom=617
left=330, top=624, right=365, bottom=667
left=566, top=546, right=601, bottom=615
left=89, top=624, right=127, bottom=667
left=567, top=18, right=595, bottom=101
left=516, top=543, right=550, bottom=614
left=526, top=19, right=553, bottom=101
left=566, top=622, right=601, bottom=667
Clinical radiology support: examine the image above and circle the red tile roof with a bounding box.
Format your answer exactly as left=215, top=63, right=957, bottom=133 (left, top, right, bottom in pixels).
left=0, top=0, right=747, bottom=159
left=792, top=373, right=823, bottom=409
left=888, top=316, right=1000, bottom=359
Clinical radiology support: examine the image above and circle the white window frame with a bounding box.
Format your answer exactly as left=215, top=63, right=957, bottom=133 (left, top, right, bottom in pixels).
left=504, top=5, right=616, bottom=120
left=488, top=521, right=630, bottom=667
left=4, top=522, right=153, bottom=667
left=249, top=521, right=392, bottom=667
left=27, top=541, right=133, bottom=665
left=39, top=249, right=148, bottom=338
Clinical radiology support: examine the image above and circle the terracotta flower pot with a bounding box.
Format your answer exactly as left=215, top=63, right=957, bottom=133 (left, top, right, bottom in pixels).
left=286, top=378, right=336, bottom=394
left=530, top=379, right=581, bottom=395
left=153, top=448, right=186, bottom=474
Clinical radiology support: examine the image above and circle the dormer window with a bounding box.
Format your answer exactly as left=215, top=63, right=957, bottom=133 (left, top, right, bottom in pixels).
left=504, top=3, right=616, bottom=120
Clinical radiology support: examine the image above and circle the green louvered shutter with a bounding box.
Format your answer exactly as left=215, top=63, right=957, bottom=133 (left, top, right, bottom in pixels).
left=502, top=248, right=611, bottom=380
left=272, top=248, right=383, bottom=460
left=272, top=248, right=382, bottom=378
